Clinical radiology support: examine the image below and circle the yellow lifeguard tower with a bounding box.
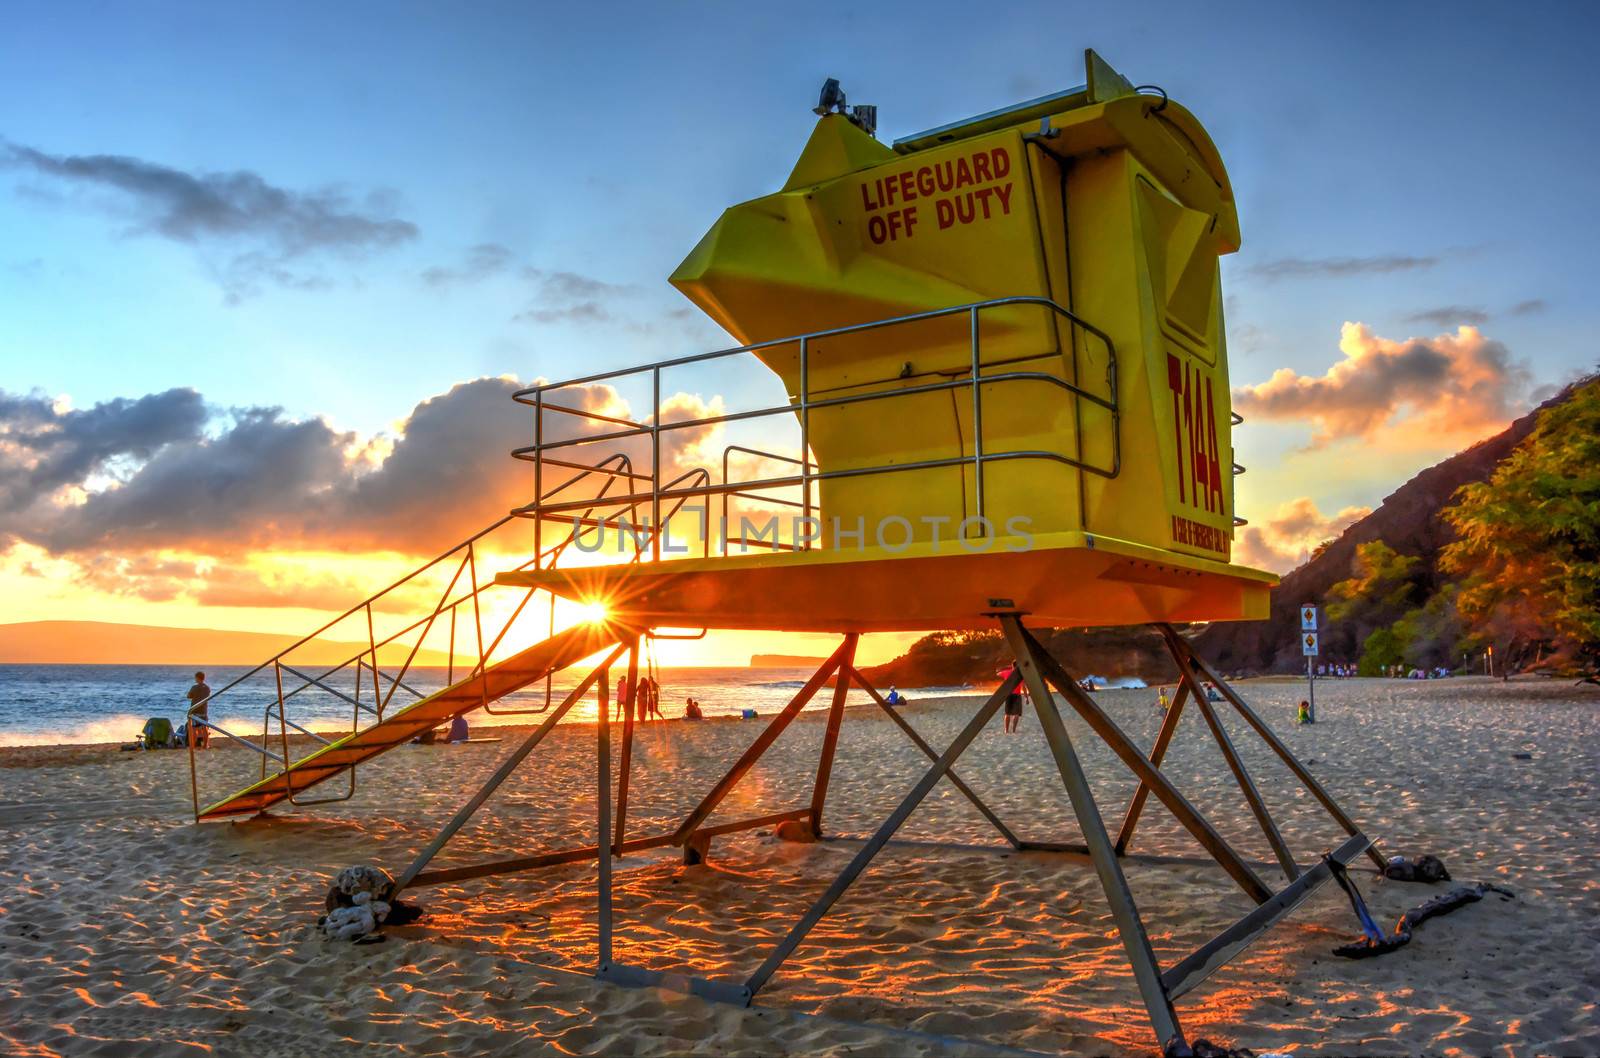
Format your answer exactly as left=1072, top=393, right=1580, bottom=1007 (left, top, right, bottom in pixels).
left=188, top=52, right=1390, bottom=1057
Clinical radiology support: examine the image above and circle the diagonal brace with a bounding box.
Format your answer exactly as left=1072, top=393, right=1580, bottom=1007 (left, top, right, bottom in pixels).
left=1000, top=616, right=1186, bottom=1056
left=1116, top=679, right=1191, bottom=854
left=1158, top=624, right=1388, bottom=872
left=743, top=670, right=1023, bottom=998
left=1018, top=625, right=1272, bottom=905
left=671, top=638, right=850, bottom=845
left=848, top=666, right=1022, bottom=849
left=393, top=640, right=628, bottom=894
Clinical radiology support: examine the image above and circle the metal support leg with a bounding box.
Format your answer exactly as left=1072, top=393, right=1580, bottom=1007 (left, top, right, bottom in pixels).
left=1157, top=624, right=1387, bottom=872
left=393, top=641, right=628, bottom=894
left=597, top=668, right=613, bottom=970
left=808, top=634, right=858, bottom=837
left=614, top=640, right=641, bottom=855
left=1191, top=690, right=1300, bottom=884
left=848, top=666, right=1022, bottom=849
left=1116, top=681, right=1191, bottom=854
left=671, top=640, right=849, bottom=844
left=1017, top=626, right=1272, bottom=905
left=999, top=616, right=1187, bottom=1057
left=744, top=670, right=1023, bottom=998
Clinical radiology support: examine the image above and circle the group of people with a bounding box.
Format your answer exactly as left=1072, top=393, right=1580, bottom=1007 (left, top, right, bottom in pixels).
left=615, top=674, right=665, bottom=722
left=618, top=673, right=718, bottom=722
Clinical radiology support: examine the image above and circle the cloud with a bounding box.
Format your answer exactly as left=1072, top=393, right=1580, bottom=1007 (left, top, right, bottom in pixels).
left=0, top=388, right=208, bottom=514
left=1234, top=497, right=1370, bottom=574
left=1248, top=254, right=1438, bottom=281
left=1232, top=322, right=1532, bottom=447
left=71, top=552, right=430, bottom=613
left=1508, top=298, right=1547, bottom=316
left=419, top=245, right=632, bottom=326
left=420, top=242, right=516, bottom=287
left=513, top=268, right=632, bottom=325
left=1404, top=305, right=1489, bottom=328
left=1, top=139, right=417, bottom=299
left=0, top=376, right=724, bottom=560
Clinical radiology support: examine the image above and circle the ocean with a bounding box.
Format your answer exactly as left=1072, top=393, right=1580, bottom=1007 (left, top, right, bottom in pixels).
left=0, top=664, right=989, bottom=747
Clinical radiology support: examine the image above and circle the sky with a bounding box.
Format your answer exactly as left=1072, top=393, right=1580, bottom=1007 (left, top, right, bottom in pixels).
left=2, top=1, right=1596, bottom=665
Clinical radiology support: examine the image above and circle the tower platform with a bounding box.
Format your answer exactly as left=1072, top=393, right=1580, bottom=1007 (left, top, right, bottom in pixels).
left=496, top=529, right=1273, bottom=632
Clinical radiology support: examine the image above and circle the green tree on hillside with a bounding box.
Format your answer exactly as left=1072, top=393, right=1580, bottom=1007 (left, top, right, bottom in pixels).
left=1325, top=540, right=1427, bottom=672
left=1441, top=378, right=1600, bottom=670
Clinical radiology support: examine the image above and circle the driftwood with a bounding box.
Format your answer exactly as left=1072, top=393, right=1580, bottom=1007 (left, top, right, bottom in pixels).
left=1334, top=882, right=1516, bottom=959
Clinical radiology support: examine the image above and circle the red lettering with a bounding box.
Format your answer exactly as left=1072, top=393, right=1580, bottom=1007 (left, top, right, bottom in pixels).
left=954, top=157, right=973, bottom=188
left=936, top=198, right=955, bottom=229
left=995, top=182, right=1013, bottom=214
left=916, top=166, right=935, bottom=197
left=860, top=182, right=880, bottom=212
left=867, top=215, right=888, bottom=244
left=991, top=147, right=1010, bottom=180
left=972, top=151, right=993, bottom=183
left=897, top=170, right=915, bottom=202
left=1166, top=353, right=1186, bottom=504
left=1204, top=379, right=1222, bottom=510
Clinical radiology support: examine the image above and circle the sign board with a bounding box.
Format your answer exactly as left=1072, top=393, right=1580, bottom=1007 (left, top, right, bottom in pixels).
left=1302, top=632, right=1319, bottom=656
left=1300, top=605, right=1318, bottom=631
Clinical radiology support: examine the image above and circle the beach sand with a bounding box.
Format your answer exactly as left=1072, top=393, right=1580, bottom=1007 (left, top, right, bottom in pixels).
left=1, top=675, right=1595, bottom=1056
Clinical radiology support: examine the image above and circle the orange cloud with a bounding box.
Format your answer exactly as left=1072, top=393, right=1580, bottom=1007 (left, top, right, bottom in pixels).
left=1233, top=322, right=1531, bottom=447
left=1234, top=496, right=1370, bottom=574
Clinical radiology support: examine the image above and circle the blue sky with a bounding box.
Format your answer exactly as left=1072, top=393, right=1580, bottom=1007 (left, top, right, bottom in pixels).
left=1, top=1, right=1596, bottom=645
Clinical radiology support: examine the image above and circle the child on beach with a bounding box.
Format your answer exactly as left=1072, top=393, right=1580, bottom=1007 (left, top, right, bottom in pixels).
left=1296, top=699, right=1311, bottom=724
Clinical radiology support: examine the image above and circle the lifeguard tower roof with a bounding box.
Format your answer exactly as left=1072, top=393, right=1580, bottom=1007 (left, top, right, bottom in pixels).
left=498, top=48, right=1274, bottom=632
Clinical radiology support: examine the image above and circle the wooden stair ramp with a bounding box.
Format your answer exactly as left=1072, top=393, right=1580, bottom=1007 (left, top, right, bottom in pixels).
left=197, top=621, right=624, bottom=820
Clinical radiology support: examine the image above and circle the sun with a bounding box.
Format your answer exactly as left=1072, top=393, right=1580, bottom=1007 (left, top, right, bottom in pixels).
left=576, top=600, right=610, bottom=624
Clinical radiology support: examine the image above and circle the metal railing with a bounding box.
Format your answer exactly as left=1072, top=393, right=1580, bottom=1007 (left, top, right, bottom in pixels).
left=511, top=296, right=1120, bottom=557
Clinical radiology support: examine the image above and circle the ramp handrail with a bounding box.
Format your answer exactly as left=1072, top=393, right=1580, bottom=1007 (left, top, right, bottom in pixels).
left=184, top=453, right=649, bottom=820
left=510, top=296, right=1119, bottom=557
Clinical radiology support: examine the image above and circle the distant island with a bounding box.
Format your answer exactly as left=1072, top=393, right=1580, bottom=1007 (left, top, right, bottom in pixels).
left=0, top=620, right=457, bottom=667
left=749, top=653, right=829, bottom=668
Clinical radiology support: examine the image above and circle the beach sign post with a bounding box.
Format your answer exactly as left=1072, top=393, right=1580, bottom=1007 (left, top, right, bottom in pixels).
left=1300, top=605, right=1319, bottom=723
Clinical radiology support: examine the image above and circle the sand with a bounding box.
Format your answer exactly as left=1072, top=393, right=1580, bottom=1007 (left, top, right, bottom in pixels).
left=1, top=674, right=1596, bottom=1056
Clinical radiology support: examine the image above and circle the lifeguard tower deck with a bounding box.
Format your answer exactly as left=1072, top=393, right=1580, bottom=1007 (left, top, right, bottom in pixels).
left=188, top=53, right=1391, bottom=1057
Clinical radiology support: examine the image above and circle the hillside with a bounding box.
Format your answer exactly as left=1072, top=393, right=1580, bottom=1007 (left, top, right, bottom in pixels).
left=859, top=626, right=1185, bottom=689
left=750, top=654, right=829, bottom=668
left=0, top=620, right=457, bottom=667
left=862, top=382, right=1587, bottom=684
left=1194, top=383, right=1583, bottom=672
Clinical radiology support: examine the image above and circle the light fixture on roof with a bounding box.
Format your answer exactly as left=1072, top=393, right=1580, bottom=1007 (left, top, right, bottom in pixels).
left=813, top=78, right=877, bottom=138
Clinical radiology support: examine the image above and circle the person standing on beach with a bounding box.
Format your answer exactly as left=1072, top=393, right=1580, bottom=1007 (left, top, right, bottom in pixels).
left=186, top=671, right=211, bottom=748
left=997, top=663, right=1023, bottom=733
left=616, top=674, right=631, bottom=722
